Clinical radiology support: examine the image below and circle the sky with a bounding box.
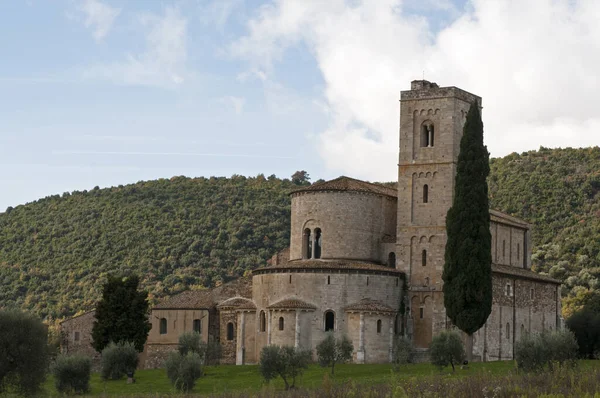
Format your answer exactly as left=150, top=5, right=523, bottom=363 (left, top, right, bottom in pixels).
left=1, top=0, right=600, bottom=211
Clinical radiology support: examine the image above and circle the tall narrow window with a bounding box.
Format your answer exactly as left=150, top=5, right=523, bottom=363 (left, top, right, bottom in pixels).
left=327, top=276, right=330, bottom=285
left=193, top=319, right=201, bottom=333
left=74, top=331, right=80, bottom=342
left=303, top=228, right=312, bottom=259
left=422, top=250, right=427, bottom=266
left=259, top=311, right=266, bottom=332
left=376, top=319, right=382, bottom=334
left=388, top=252, right=396, bottom=268
left=530, top=288, right=534, bottom=300
left=419, top=308, right=424, bottom=319
left=423, top=184, right=429, bottom=203
left=160, top=318, right=167, bottom=335
left=506, top=284, right=511, bottom=296
left=227, top=322, right=234, bottom=341
left=314, top=228, right=322, bottom=259
left=289, top=274, right=292, bottom=284
left=517, top=243, right=520, bottom=261
left=279, top=317, right=284, bottom=331
left=325, top=311, right=335, bottom=331
left=506, top=323, right=510, bottom=340
left=420, top=124, right=435, bottom=147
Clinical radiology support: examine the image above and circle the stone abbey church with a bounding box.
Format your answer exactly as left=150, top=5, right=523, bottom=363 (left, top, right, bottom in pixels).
left=61, top=80, right=562, bottom=366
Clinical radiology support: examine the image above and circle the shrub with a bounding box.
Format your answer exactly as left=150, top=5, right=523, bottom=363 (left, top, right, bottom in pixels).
left=52, top=354, right=91, bottom=394
left=259, top=345, right=311, bottom=390
left=101, top=341, right=139, bottom=380
left=316, top=333, right=354, bottom=375
left=0, top=309, right=49, bottom=396
left=429, top=330, right=465, bottom=371
left=165, top=352, right=203, bottom=392
left=392, top=336, right=414, bottom=369
left=515, top=330, right=578, bottom=372
left=203, top=340, right=223, bottom=366
left=178, top=331, right=202, bottom=356
left=566, top=309, right=600, bottom=358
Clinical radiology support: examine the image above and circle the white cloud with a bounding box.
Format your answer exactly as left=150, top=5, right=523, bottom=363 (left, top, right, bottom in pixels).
left=218, top=96, right=246, bottom=114
left=75, top=0, right=121, bottom=41
left=84, top=7, right=188, bottom=87
left=231, top=0, right=600, bottom=181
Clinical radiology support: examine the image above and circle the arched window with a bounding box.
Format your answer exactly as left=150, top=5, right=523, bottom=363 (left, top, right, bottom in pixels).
left=423, top=184, right=429, bottom=203
left=303, top=228, right=312, bottom=259
left=325, top=311, right=335, bottom=331
left=376, top=319, right=382, bottom=334
left=259, top=311, right=266, bottom=332
left=193, top=319, right=201, bottom=333
left=506, top=323, right=510, bottom=340
left=419, top=308, right=424, bottom=319
left=388, top=252, right=396, bottom=268
left=506, top=284, right=512, bottom=296
left=279, top=317, right=284, bottom=331
left=227, top=322, right=234, bottom=341
left=314, top=228, right=322, bottom=259
left=421, top=123, right=435, bottom=147
left=422, top=250, right=427, bottom=266
left=159, top=318, right=167, bottom=335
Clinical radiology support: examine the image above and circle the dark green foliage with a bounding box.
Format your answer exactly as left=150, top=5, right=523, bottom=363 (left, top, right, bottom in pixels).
left=100, top=342, right=139, bottom=380
left=52, top=354, right=91, bottom=395
left=165, top=352, right=203, bottom=392
left=443, top=102, right=492, bottom=336
left=291, top=170, right=311, bottom=186
left=429, top=330, right=465, bottom=372
left=259, top=345, right=311, bottom=390
left=515, top=330, right=578, bottom=372
left=0, top=310, right=49, bottom=396
left=202, top=340, right=223, bottom=366
left=0, top=175, right=294, bottom=320
left=316, top=334, right=353, bottom=375
left=567, top=309, right=600, bottom=358
left=92, top=275, right=151, bottom=352
left=392, top=336, right=414, bottom=368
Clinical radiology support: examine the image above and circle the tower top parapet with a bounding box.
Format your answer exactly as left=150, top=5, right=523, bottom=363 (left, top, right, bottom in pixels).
left=402, top=80, right=481, bottom=106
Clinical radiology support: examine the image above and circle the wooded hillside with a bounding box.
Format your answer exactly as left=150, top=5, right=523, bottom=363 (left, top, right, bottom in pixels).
left=0, top=146, right=598, bottom=320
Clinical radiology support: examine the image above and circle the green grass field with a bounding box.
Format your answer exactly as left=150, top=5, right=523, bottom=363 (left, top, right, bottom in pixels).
left=39, top=360, right=598, bottom=397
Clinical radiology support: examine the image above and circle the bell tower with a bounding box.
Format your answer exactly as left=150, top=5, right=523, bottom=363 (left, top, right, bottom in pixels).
left=396, top=80, right=482, bottom=348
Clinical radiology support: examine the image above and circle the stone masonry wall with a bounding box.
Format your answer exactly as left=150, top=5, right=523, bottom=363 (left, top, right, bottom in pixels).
left=290, top=191, right=397, bottom=263
left=251, top=270, right=403, bottom=363
left=60, top=311, right=101, bottom=368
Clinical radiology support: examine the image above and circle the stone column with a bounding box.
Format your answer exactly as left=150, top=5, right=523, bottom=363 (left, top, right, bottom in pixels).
left=236, top=312, right=245, bottom=365
left=267, top=310, right=272, bottom=345
left=295, top=310, right=300, bottom=349
left=427, top=125, right=433, bottom=147
left=388, top=317, right=394, bottom=362
left=357, top=313, right=365, bottom=364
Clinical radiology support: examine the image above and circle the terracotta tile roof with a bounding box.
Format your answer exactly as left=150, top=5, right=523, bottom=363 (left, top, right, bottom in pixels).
left=490, top=209, right=530, bottom=228
left=492, top=263, right=560, bottom=284
left=290, top=176, right=397, bottom=198
left=267, top=297, right=317, bottom=310
left=153, top=277, right=252, bottom=310
left=217, top=297, right=257, bottom=310
left=254, top=259, right=403, bottom=275
left=344, top=299, right=396, bottom=314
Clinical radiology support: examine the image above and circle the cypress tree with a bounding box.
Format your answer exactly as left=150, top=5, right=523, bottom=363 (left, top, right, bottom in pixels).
left=92, top=275, right=151, bottom=353
left=442, top=101, right=492, bottom=355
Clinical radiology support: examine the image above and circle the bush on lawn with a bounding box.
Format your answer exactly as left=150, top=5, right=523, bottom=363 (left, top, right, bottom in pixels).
left=0, top=309, right=49, bottom=396
left=52, top=354, right=91, bottom=394
left=101, top=341, right=139, bottom=380
left=429, top=330, right=465, bottom=372
left=259, top=345, right=311, bottom=390
left=165, top=351, right=203, bottom=392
